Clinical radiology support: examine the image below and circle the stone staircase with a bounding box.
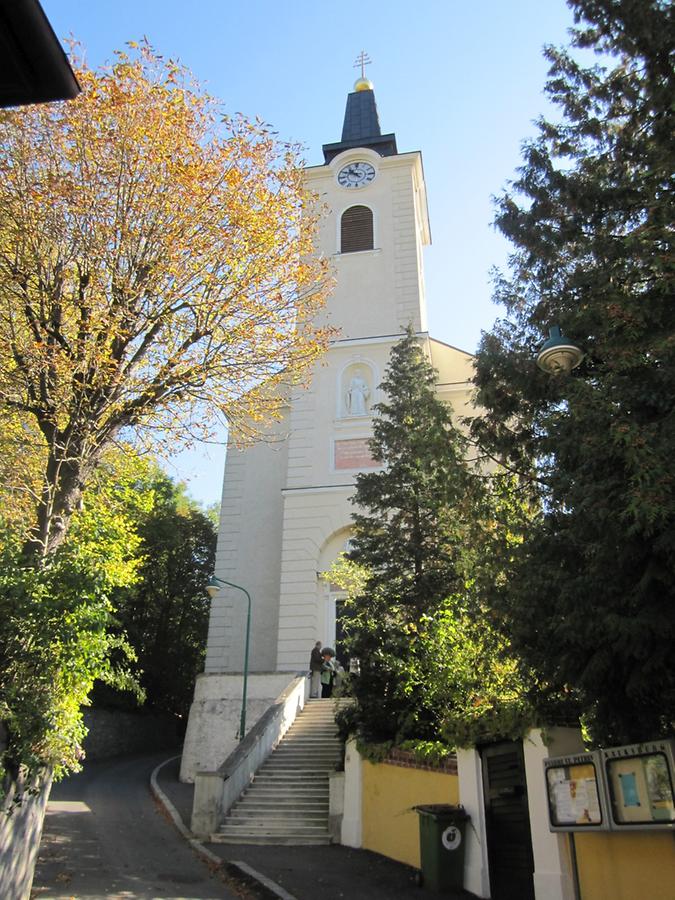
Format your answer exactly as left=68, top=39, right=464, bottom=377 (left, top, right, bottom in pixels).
left=212, top=698, right=343, bottom=845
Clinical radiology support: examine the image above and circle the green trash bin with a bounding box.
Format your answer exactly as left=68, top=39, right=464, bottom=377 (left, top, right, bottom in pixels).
left=415, top=804, right=469, bottom=893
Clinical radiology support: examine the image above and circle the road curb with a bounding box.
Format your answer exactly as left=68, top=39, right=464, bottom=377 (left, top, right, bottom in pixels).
left=150, top=755, right=298, bottom=900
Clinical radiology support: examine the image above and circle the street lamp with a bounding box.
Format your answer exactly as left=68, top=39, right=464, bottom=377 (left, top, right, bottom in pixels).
left=206, top=575, right=251, bottom=741
left=536, top=326, right=584, bottom=375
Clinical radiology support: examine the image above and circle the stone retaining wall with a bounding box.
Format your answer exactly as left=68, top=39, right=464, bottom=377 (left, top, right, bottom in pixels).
left=82, top=708, right=181, bottom=760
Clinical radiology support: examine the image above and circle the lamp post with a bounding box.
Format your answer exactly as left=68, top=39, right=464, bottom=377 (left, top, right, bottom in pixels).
left=534, top=328, right=585, bottom=900
left=536, top=325, right=584, bottom=375
left=206, top=575, right=251, bottom=741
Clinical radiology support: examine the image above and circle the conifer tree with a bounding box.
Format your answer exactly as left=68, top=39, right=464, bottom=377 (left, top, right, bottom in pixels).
left=341, top=327, right=476, bottom=744
left=471, top=0, right=675, bottom=744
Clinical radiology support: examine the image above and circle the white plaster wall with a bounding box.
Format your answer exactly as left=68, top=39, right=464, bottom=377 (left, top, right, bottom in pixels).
left=276, top=486, right=354, bottom=670
left=205, top=414, right=289, bottom=674
left=285, top=340, right=388, bottom=490
left=179, top=672, right=296, bottom=782
left=429, top=338, right=475, bottom=394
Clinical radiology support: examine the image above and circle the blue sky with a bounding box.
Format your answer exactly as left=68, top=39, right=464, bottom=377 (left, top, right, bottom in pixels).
left=44, top=0, right=575, bottom=506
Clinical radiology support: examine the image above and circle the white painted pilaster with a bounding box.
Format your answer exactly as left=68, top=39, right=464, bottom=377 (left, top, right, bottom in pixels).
left=341, top=738, right=363, bottom=847
left=523, top=728, right=585, bottom=900
left=456, top=747, right=491, bottom=898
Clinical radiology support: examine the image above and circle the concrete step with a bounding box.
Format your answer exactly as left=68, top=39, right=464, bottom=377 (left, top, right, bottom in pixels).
left=268, top=755, right=340, bottom=763
left=241, top=791, right=328, bottom=802
left=246, top=784, right=327, bottom=792
left=219, top=821, right=329, bottom=836
left=276, top=745, right=339, bottom=752
left=259, top=776, right=334, bottom=784
left=243, top=783, right=327, bottom=800
left=284, top=733, right=338, bottom=739
left=281, top=742, right=338, bottom=747
left=251, top=777, right=329, bottom=786
left=260, top=764, right=338, bottom=771
left=212, top=832, right=331, bottom=846
left=234, top=802, right=328, bottom=813
left=263, top=755, right=337, bottom=763
left=244, top=787, right=328, bottom=797
left=258, top=768, right=334, bottom=775
left=246, top=781, right=328, bottom=790
left=242, top=799, right=326, bottom=807
left=264, top=763, right=339, bottom=768
left=287, top=718, right=339, bottom=724
left=248, top=788, right=327, bottom=795
left=250, top=782, right=328, bottom=790
left=286, top=726, right=339, bottom=734
left=244, top=797, right=326, bottom=805
left=234, top=809, right=328, bottom=820
left=280, top=732, right=340, bottom=738
left=268, top=750, right=340, bottom=757
left=229, top=810, right=328, bottom=823
left=289, top=712, right=340, bottom=718
left=253, top=768, right=328, bottom=784
left=272, top=745, right=340, bottom=752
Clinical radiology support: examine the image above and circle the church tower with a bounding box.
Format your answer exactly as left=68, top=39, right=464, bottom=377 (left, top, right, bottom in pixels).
left=180, top=65, right=474, bottom=780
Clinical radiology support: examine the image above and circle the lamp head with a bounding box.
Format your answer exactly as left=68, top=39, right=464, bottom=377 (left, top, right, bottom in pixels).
left=537, top=326, right=584, bottom=375
left=206, top=576, right=221, bottom=599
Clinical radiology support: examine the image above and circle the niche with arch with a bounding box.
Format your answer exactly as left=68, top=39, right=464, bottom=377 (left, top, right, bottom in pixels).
left=340, top=362, right=374, bottom=418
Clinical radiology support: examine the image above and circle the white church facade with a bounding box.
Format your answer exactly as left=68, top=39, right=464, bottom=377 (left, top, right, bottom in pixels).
left=180, top=72, right=476, bottom=780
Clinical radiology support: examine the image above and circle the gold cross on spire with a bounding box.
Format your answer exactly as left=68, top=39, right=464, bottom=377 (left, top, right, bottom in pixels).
left=353, top=51, right=372, bottom=80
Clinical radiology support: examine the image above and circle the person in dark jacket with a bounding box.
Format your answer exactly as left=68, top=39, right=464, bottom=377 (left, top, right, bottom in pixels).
left=309, top=640, right=323, bottom=698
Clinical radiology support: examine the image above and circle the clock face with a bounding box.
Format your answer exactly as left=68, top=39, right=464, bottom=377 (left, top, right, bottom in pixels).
left=337, top=161, right=376, bottom=189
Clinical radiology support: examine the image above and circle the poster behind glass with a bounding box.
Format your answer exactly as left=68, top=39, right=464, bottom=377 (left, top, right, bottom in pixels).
left=605, top=741, right=675, bottom=829
left=545, top=752, right=608, bottom=832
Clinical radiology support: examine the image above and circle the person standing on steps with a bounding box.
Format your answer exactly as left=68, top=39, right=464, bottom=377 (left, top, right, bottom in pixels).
left=309, top=640, right=323, bottom=698
left=320, top=647, right=337, bottom=699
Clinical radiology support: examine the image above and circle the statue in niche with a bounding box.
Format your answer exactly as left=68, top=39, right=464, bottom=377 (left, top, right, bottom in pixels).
left=345, top=370, right=370, bottom=416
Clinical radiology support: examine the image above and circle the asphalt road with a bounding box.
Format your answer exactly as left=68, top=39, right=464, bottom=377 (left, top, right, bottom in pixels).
left=31, top=752, right=250, bottom=900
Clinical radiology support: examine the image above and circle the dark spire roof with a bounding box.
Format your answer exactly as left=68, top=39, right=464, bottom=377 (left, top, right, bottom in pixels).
left=322, top=87, right=398, bottom=163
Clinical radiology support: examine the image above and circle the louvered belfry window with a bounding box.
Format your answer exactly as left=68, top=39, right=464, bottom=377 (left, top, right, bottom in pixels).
left=341, top=205, right=373, bottom=253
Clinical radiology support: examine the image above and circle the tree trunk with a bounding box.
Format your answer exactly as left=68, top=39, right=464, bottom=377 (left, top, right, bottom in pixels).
left=22, top=447, right=101, bottom=562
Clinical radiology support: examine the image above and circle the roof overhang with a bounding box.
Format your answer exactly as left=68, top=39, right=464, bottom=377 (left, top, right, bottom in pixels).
left=0, top=0, right=80, bottom=108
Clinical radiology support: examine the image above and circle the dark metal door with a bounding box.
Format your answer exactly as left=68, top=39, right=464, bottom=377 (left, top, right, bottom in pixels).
left=481, top=741, right=535, bottom=900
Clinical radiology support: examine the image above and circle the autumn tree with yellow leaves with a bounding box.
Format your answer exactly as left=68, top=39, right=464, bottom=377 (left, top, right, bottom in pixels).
left=0, top=42, right=331, bottom=561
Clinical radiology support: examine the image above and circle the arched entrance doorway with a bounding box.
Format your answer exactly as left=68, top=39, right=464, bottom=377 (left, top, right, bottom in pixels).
left=316, top=528, right=353, bottom=669
left=325, top=581, right=348, bottom=666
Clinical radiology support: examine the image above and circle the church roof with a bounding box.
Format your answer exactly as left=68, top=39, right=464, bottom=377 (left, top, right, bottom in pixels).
left=322, top=87, right=398, bottom=163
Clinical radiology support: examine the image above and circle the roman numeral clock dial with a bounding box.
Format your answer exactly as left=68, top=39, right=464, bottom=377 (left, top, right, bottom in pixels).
left=337, top=161, right=376, bottom=188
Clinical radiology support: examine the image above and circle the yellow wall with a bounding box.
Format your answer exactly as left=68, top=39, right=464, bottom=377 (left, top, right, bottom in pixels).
left=575, top=831, right=675, bottom=900
left=361, top=761, right=459, bottom=868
